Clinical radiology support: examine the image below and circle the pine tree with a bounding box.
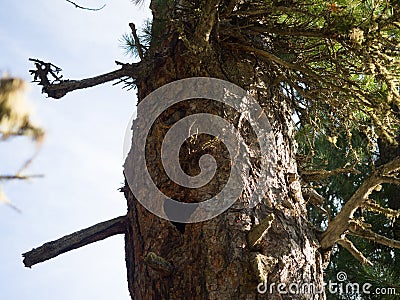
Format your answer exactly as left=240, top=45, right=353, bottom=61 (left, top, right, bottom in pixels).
left=23, top=1, right=400, bottom=299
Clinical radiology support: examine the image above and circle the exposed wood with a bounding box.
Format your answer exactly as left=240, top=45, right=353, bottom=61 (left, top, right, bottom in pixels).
left=22, top=215, right=127, bottom=268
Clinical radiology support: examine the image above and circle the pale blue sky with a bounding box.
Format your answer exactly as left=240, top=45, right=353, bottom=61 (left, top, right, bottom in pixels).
left=0, top=1, right=150, bottom=299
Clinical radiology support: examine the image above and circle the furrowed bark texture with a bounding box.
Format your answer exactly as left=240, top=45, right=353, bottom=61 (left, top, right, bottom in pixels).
left=123, top=2, right=324, bottom=299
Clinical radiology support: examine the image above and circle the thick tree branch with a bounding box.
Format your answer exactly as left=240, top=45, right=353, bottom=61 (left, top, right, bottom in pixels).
left=348, top=220, right=400, bottom=249
left=29, top=59, right=140, bottom=99
left=22, top=215, right=127, bottom=268
left=337, top=237, right=373, bottom=266
left=320, top=156, right=400, bottom=250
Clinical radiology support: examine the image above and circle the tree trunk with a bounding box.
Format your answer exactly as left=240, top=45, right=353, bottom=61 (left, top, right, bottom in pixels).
left=123, top=2, right=324, bottom=299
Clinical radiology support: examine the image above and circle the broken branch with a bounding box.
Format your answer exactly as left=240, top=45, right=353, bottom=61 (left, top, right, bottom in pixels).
left=29, top=59, right=140, bottom=99
left=22, top=215, right=127, bottom=268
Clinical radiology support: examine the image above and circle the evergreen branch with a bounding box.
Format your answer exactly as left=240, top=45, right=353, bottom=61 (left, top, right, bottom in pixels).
left=320, top=156, right=400, bottom=250
left=337, top=237, right=373, bottom=266
left=348, top=220, right=400, bottom=249
left=65, top=0, right=106, bottom=11
left=225, top=43, right=374, bottom=108
left=29, top=59, right=141, bottom=99
left=247, top=25, right=335, bottom=39
left=22, top=215, right=127, bottom=268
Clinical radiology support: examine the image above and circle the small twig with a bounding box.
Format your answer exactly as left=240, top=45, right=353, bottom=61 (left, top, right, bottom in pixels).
left=65, top=0, right=106, bottom=11
left=22, top=215, right=127, bottom=268
left=5, top=202, right=22, bottom=213
left=29, top=58, right=62, bottom=86
left=129, top=23, right=144, bottom=60
left=0, top=174, right=44, bottom=181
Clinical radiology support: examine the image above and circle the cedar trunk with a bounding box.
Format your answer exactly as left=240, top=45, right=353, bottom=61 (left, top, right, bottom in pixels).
left=123, top=2, right=325, bottom=299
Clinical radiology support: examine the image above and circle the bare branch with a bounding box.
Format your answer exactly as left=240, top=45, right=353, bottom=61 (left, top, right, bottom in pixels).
left=363, top=199, right=400, bottom=219
left=320, top=156, right=400, bottom=250
left=302, top=187, right=327, bottom=214
left=300, top=167, right=360, bottom=183
left=22, top=215, right=127, bottom=268
left=0, top=174, right=43, bottom=181
left=337, top=237, right=373, bottom=266
left=348, top=220, right=400, bottom=249
left=65, top=0, right=106, bottom=11
left=129, top=23, right=144, bottom=60
left=29, top=59, right=141, bottom=99
left=4, top=202, right=22, bottom=213
left=380, top=175, right=400, bottom=186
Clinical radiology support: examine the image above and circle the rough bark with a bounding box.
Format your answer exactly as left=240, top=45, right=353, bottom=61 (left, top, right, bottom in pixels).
left=122, top=2, right=324, bottom=299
